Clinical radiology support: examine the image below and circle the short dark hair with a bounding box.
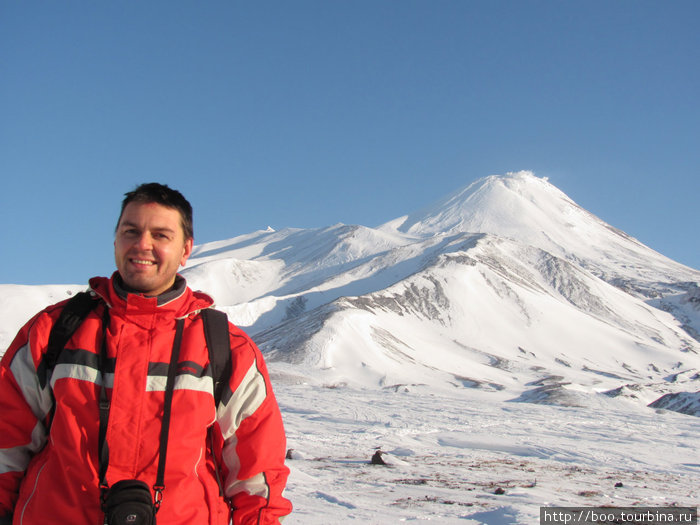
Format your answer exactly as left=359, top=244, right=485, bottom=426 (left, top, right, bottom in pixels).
left=117, top=183, right=194, bottom=240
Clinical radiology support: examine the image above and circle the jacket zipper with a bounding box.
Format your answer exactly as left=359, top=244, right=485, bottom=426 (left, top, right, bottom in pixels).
left=19, top=462, right=48, bottom=525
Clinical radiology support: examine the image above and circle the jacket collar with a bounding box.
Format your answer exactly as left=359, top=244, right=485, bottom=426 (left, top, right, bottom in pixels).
left=89, top=272, right=214, bottom=318
left=112, top=273, right=187, bottom=306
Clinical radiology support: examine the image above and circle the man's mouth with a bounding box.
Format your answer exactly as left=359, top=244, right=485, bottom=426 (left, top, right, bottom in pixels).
left=131, top=259, right=156, bottom=266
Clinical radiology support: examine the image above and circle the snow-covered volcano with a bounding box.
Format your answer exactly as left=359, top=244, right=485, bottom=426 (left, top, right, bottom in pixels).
left=192, top=171, right=700, bottom=411
left=2, top=171, right=699, bottom=413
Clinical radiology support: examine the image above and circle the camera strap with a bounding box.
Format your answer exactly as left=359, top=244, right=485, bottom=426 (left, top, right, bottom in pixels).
left=154, top=318, right=185, bottom=509
left=98, top=311, right=185, bottom=513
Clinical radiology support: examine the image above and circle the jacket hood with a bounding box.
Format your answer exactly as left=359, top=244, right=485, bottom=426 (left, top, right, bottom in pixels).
left=89, top=272, right=214, bottom=318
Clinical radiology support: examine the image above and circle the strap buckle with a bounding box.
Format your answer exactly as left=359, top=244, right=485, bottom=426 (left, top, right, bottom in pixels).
left=153, top=485, right=164, bottom=511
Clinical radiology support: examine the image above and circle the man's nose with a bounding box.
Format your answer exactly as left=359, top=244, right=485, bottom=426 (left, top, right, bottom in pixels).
left=135, top=233, right=153, bottom=250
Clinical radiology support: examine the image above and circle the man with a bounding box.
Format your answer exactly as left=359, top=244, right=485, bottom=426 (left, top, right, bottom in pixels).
left=0, top=183, right=292, bottom=524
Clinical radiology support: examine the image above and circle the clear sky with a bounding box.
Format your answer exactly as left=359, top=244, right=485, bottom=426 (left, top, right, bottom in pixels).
left=1, top=1, right=698, bottom=285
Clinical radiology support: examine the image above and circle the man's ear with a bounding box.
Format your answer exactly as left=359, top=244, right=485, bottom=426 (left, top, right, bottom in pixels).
left=180, top=238, right=194, bottom=267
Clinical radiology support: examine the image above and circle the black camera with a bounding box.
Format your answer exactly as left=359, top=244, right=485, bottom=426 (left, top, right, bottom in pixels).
left=102, top=480, right=156, bottom=525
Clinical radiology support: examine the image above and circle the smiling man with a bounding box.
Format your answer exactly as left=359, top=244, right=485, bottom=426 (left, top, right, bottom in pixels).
left=0, top=183, right=292, bottom=525
left=114, top=193, right=194, bottom=296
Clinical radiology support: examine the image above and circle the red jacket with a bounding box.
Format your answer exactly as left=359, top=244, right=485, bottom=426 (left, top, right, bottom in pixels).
left=0, top=274, right=291, bottom=524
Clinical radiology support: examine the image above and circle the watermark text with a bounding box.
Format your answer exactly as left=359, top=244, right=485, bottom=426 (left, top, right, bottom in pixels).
left=540, top=506, right=697, bottom=524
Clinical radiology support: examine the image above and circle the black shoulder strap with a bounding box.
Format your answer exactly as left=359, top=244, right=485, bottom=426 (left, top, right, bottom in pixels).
left=39, top=291, right=100, bottom=389
left=200, top=308, right=232, bottom=407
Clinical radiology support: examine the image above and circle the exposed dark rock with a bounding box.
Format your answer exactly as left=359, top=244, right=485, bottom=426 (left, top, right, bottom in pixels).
left=371, top=450, right=387, bottom=465
left=648, top=391, right=700, bottom=417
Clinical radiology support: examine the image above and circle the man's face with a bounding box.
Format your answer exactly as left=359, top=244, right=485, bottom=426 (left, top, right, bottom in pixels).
left=114, top=201, right=193, bottom=296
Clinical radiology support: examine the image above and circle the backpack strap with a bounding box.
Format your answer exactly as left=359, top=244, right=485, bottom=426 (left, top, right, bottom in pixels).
left=200, top=308, right=232, bottom=407
left=39, top=291, right=100, bottom=389
left=200, top=308, right=232, bottom=500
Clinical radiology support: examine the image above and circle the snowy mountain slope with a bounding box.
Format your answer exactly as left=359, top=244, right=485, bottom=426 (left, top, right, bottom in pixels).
left=189, top=227, right=473, bottom=335
left=256, top=233, right=700, bottom=402
left=0, top=284, right=84, bottom=349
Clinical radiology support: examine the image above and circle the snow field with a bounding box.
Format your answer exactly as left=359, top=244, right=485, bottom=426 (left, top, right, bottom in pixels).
left=275, top=380, right=699, bottom=524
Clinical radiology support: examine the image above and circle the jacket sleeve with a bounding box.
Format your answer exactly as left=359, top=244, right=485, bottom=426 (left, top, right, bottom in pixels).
left=216, top=327, right=292, bottom=525
left=0, top=311, right=56, bottom=517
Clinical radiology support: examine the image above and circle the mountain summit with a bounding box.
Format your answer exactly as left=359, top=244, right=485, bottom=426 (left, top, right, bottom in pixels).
left=2, top=172, right=699, bottom=413
left=382, top=171, right=695, bottom=293
left=385, top=171, right=570, bottom=237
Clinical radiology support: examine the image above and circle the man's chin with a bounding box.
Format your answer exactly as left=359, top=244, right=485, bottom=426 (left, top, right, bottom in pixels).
left=121, top=275, right=159, bottom=295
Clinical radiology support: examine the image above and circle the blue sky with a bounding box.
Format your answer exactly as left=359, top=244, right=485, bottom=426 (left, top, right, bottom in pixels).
left=1, top=1, right=698, bottom=285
